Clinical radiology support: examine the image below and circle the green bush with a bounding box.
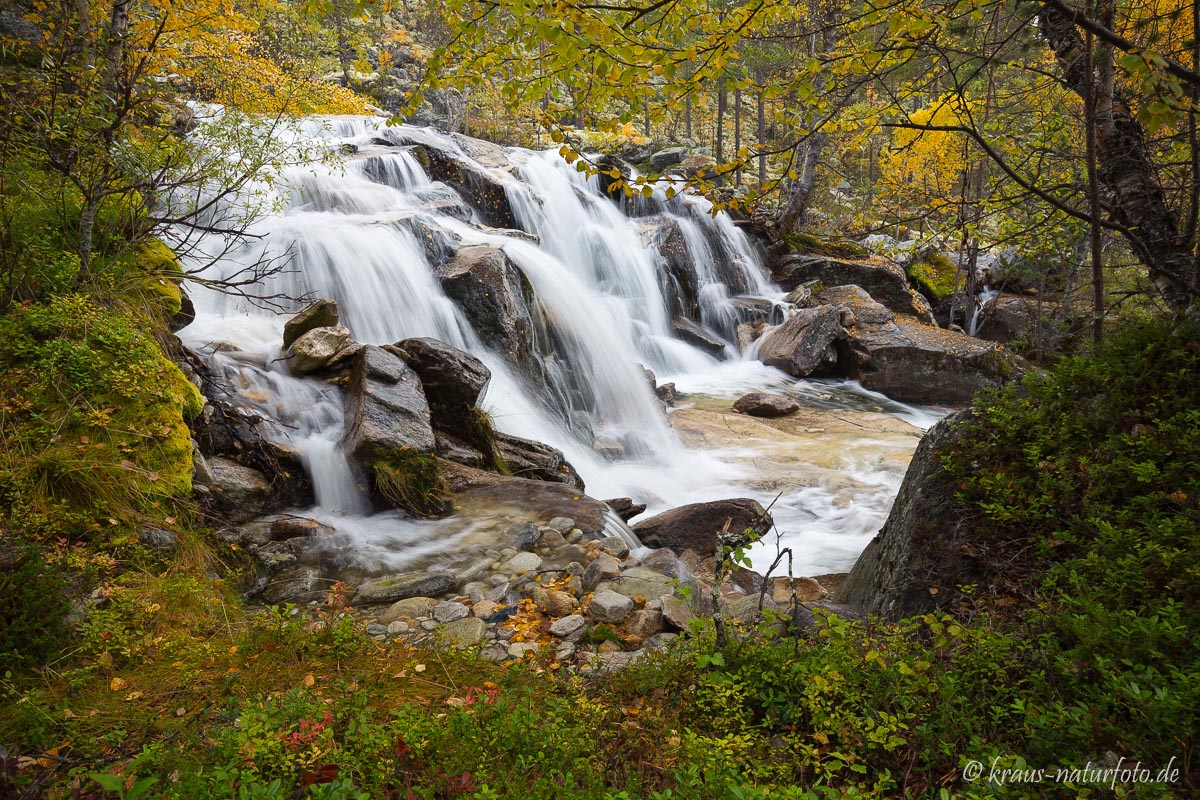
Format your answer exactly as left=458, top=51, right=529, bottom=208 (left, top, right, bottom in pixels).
left=0, top=547, right=70, bottom=668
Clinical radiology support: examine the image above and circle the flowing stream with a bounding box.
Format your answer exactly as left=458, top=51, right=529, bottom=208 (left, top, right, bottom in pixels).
left=176, top=114, right=943, bottom=576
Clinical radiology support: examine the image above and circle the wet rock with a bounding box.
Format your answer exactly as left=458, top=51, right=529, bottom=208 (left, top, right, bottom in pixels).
left=352, top=572, right=455, bottom=606
left=605, top=497, right=647, bottom=522
left=262, top=565, right=323, bottom=605
left=289, top=326, right=351, bottom=375
left=732, top=392, right=799, bottom=418
left=546, top=517, right=575, bottom=534
left=269, top=517, right=332, bottom=541
left=632, top=498, right=773, bottom=556
left=283, top=299, right=339, bottom=350
left=729, top=296, right=783, bottom=326
left=441, top=616, right=487, bottom=648
left=508, top=522, right=541, bottom=551
left=772, top=254, right=935, bottom=323
left=432, top=601, right=470, bottom=623
left=397, top=137, right=518, bottom=228
left=379, top=596, right=439, bottom=624
left=756, top=306, right=843, bottom=377
left=588, top=590, right=634, bottom=624
left=817, top=285, right=895, bottom=325
left=342, top=346, right=436, bottom=465
left=493, top=431, right=585, bottom=490
left=641, top=216, right=700, bottom=321
left=207, top=457, right=272, bottom=523
left=638, top=548, right=688, bottom=581
left=504, top=551, right=542, bottom=574
left=393, top=337, right=491, bottom=442
left=596, top=535, right=631, bottom=559
left=439, top=460, right=608, bottom=535
left=435, top=246, right=538, bottom=375
left=672, top=318, right=728, bottom=355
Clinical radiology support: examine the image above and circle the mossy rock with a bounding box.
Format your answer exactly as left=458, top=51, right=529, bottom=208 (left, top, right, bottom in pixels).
left=372, top=447, right=450, bottom=517
left=133, top=238, right=184, bottom=316
left=786, top=232, right=869, bottom=259
left=0, top=295, right=201, bottom=538
left=906, top=251, right=958, bottom=301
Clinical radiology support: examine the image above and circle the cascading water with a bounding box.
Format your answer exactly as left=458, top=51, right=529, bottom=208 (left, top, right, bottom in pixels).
left=176, top=113, right=941, bottom=575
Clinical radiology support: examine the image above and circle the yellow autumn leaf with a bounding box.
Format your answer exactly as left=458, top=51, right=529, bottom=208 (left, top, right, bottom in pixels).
left=109, top=677, right=127, bottom=691
left=304, top=673, right=315, bottom=687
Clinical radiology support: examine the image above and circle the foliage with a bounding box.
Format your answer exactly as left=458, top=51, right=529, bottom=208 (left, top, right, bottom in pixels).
left=0, top=547, right=70, bottom=668
left=0, top=293, right=201, bottom=543
left=372, top=447, right=449, bottom=517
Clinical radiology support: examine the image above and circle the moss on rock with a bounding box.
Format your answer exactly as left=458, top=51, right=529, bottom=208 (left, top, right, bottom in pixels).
left=906, top=251, right=958, bottom=301
left=372, top=447, right=450, bottom=517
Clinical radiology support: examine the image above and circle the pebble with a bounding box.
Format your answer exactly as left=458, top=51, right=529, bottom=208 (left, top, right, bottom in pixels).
left=554, top=642, right=576, bottom=661
left=442, top=616, right=487, bottom=648
left=503, top=551, right=543, bottom=574
left=589, top=590, right=634, bottom=624
left=546, top=517, right=575, bottom=534
left=480, top=643, right=510, bottom=662
left=432, top=601, right=470, bottom=623
left=472, top=600, right=500, bottom=619
left=565, top=529, right=583, bottom=543
left=549, top=614, right=586, bottom=638
left=508, top=641, right=540, bottom=659
left=597, top=535, right=631, bottom=559
left=420, top=620, right=439, bottom=631
left=387, top=621, right=409, bottom=635
left=365, top=623, right=387, bottom=636
left=378, top=596, right=438, bottom=624
left=644, top=632, right=678, bottom=649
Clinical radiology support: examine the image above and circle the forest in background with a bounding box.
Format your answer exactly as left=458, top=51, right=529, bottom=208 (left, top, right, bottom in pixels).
left=1, top=0, right=1198, bottom=797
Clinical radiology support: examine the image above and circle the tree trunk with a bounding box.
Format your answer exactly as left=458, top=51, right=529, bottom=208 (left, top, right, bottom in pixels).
left=756, top=72, right=766, bottom=186
left=734, top=85, right=742, bottom=185
left=1039, top=2, right=1197, bottom=311
left=716, top=80, right=726, bottom=164
left=776, top=130, right=826, bottom=235
left=332, top=0, right=354, bottom=87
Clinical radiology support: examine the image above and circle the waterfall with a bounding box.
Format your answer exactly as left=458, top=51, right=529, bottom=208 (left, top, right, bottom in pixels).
left=175, top=114, right=935, bottom=575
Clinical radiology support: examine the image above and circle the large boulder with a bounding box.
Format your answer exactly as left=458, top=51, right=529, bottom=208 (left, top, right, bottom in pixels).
left=342, top=346, right=436, bottom=466
left=388, top=132, right=519, bottom=229
left=439, top=460, right=608, bottom=535
left=283, top=299, right=339, bottom=350
left=649, top=147, right=689, bottom=172
left=392, top=338, right=490, bottom=442
left=641, top=216, right=700, bottom=322
left=632, top=498, right=774, bottom=556
left=435, top=246, right=539, bottom=378
left=839, top=308, right=1028, bottom=405
left=836, top=411, right=979, bottom=618
left=756, top=306, right=843, bottom=377
left=772, top=255, right=935, bottom=324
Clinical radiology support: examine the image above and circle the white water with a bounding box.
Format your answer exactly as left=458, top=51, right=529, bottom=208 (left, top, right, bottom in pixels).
left=175, top=114, right=942, bottom=576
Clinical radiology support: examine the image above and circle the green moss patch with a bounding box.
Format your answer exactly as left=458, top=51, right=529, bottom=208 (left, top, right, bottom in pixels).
left=372, top=447, right=450, bottom=517
left=906, top=251, right=958, bottom=300
left=785, top=232, right=869, bottom=259
left=0, top=294, right=201, bottom=541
